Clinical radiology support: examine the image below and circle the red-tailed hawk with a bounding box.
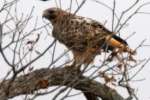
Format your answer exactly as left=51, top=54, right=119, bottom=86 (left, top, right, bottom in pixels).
left=42, top=7, right=134, bottom=65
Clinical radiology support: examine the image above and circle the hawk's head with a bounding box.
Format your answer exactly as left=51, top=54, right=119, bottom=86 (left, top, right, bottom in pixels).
left=42, top=7, right=67, bottom=24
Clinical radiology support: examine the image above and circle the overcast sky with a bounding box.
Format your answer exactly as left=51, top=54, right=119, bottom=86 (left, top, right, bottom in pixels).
left=0, top=0, right=150, bottom=100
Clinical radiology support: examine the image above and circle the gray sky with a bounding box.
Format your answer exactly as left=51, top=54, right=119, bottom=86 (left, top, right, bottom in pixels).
left=0, top=0, right=150, bottom=100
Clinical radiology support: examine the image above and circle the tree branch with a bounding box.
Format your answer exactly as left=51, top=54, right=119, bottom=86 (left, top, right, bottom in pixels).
left=0, top=66, right=125, bottom=100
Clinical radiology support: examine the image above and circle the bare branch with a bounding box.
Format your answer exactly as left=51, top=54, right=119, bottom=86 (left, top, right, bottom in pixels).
left=0, top=67, right=125, bottom=100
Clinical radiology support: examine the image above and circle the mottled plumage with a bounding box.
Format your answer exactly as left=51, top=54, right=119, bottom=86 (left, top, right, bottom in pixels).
left=43, top=7, right=134, bottom=64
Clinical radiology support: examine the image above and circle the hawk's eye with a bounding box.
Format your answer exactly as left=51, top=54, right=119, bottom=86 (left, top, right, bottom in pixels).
left=49, top=10, right=55, bottom=14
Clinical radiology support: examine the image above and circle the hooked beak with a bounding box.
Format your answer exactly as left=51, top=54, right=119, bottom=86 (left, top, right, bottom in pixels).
left=42, top=10, right=48, bottom=18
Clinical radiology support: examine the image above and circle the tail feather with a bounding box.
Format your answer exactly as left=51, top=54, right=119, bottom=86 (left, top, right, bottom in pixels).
left=101, top=35, right=135, bottom=54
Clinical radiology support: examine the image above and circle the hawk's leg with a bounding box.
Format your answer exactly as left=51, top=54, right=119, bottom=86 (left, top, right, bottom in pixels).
left=72, top=47, right=100, bottom=71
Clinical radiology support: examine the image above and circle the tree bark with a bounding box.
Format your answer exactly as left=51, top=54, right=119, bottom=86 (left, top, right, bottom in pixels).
left=0, top=67, right=125, bottom=100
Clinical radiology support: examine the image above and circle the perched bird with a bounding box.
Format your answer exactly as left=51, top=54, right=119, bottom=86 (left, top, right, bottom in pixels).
left=42, top=7, right=134, bottom=65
